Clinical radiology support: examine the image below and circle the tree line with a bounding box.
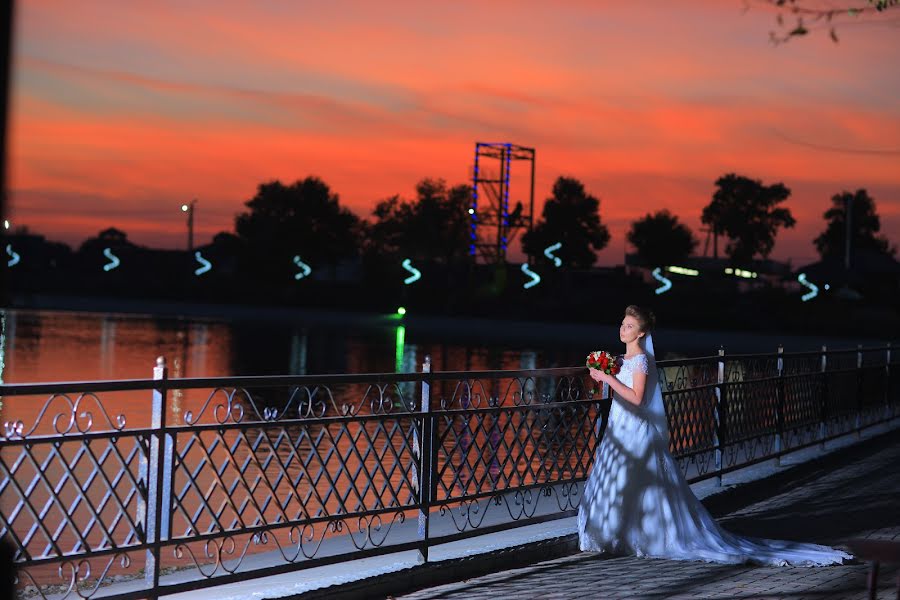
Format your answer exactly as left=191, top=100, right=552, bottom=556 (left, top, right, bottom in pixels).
left=214, top=171, right=894, bottom=275
left=8, top=172, right=895, bottom=279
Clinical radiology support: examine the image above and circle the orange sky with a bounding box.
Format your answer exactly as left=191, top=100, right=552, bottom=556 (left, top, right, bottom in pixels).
left=8, top=0, right=900, bottom=266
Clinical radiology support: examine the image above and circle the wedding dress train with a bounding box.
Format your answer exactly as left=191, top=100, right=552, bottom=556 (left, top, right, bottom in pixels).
left=577, top=335, right=851, bottom=566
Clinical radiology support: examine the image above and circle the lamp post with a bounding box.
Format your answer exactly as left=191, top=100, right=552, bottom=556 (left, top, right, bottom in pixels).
left=181, top=200, right=197, bottom=253
left=844, top=194, right=853, bottom=271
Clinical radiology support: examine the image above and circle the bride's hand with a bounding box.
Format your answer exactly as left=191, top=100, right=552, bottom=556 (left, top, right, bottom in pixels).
left=589, top=368, right=606, bottom=383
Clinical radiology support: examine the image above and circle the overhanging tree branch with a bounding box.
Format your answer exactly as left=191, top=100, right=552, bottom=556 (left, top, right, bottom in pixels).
left=751, top=0, right=899, bottom=44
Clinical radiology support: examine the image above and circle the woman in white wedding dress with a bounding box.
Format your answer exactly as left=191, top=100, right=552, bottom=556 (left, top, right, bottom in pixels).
left=577, top=305, right=851, bottom=566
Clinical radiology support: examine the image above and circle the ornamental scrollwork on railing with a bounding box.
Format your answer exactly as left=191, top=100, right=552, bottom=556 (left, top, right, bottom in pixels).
left=437, top=374, right=590, bottom=411
left=182, top=382, right=425, bottom=425
left=360, top=382, right=417, bottom=415
left=674, top=448, right=715, bottom=478
left=184, top=387, right=251, bottom=425
left=441, top=379, right=492, bottom=410
left=722, top=435, right=774, bottom=469
left=436, top=483, right=581, bottom=533
left=659, top=362, right=717, bottom=394
left=174, top=535, right=252, bottom=578
left=172, top=512, right=408, bottom=577
left=552, top=375, right=587, bottom=403
left=2, top=393, right=126, bottom=439
left=15, top=553, right=132, bottom=600
left=724, top=357, right=778, bottom=384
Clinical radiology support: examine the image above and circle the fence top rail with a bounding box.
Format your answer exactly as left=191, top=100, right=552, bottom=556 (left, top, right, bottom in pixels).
left=0, top=343, right=893, bottom=396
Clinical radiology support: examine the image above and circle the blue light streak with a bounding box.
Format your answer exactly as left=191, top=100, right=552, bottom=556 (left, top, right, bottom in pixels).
left=651, top=267, right=672, bottom=295
left=543, top=242, right=562, bottom=267
left=402, top=258, right=422, bottom=284
left=194, top=251, right=212, bottom=276
left=521, top=263, right=541, bottom=289
left=797, top=273, right=819, bottom=302
left=102, top=248, right=120, bottom=271
left=6, top=245, right=20, bottom=267
left=293, top=255, right=312, bottom=280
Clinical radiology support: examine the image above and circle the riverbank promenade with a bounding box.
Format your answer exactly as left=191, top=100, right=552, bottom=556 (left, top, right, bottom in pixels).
left=397, top=429, right=900, bottom=600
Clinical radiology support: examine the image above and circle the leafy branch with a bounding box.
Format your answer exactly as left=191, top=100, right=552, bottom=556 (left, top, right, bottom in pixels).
left=753, top=0, right=899, bottom=44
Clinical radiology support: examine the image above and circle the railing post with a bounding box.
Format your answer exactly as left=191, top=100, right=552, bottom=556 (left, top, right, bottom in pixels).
left=714, top=346, right=725, bottom=487
left=774, top=345, right=784, bottom=466
left=144, top=357, right=174, bottom=594
left=820, top=345, right=827, bottom=449
left=856, top=343, right=863, bottom=437
left=416, top=355, right=433, bottom=563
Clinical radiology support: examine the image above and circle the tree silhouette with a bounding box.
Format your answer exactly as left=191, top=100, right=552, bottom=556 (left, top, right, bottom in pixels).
left=78, top=227, right=136, bottom=254
left=522, top=177, right=610, bottom=268
left=701, top=174, right=796, bottom=265
left=366, top=178, right=472, bottom=264
left=4, top=226, right=72, bottom=272
left=813, top=189, right=895, bottom=260
left=235, top=177, right=361, bottom=281
left=627, top=210, right=697, bottom=267
left=760, top=0, right=898, bottom=44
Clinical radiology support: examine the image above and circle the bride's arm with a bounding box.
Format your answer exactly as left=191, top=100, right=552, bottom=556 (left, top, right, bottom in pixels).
left=593, top=368, right=647, bottom=407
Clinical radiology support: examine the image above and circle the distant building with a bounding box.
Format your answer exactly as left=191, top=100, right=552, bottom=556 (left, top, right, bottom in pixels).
left=794, top=249, right=900, bottom=300
left=624, top=253, right=793, bottom=291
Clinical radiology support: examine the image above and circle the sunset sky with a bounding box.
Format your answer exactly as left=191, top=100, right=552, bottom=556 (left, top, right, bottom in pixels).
left=8, top=1, right=900, bottom=266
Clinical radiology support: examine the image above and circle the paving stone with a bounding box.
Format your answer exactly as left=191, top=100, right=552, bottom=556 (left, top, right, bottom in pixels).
left=398, top=433, right=900, bottom=600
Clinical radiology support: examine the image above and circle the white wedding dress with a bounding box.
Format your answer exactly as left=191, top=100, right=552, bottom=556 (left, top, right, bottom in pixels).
left=577, top=334, right=851, bottom=566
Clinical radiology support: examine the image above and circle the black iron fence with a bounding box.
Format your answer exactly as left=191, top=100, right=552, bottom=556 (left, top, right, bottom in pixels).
left=1, top=344, right=897, bottom=599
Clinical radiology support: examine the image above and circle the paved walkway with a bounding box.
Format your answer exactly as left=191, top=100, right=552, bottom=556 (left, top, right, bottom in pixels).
left=399, top=432, right=900, bottom=600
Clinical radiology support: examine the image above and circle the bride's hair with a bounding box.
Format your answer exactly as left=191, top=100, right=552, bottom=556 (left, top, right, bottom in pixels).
left=625, top=305, right=656, bottom=333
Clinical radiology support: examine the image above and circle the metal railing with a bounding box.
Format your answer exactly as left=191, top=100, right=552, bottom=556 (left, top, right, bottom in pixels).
left=0, top=343, right=897, bottom=599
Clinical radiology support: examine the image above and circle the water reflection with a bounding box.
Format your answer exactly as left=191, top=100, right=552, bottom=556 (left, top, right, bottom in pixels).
left=191, top=323, right=209, bottom=376
left=0, top=309, right=602, bottom=388
left=0, top=309, right=11, bottom=384
left=289, top=328, right=308, bottom=375
left=395, top=325, right=405, bottom=374
left=0, top=310, right=601, bottom=595
left=100, top=316, right=116, bottom=377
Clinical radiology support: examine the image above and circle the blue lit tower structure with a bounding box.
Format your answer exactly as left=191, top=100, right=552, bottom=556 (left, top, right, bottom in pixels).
left=470, top=143, right=535, bottom=264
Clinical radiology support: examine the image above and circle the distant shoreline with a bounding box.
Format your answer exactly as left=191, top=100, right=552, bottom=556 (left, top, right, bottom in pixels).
left=5, top=293, right=891, bottom=357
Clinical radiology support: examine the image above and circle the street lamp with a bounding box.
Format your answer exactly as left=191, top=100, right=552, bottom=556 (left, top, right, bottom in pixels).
left=181, top=200, right=197, bottom=253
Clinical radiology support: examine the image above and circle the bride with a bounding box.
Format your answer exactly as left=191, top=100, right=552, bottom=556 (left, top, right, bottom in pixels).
left=577, top=305, right=851, bottom=566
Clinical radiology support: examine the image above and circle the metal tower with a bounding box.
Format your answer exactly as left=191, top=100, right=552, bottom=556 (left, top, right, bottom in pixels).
left=470, top=142, right=535, bottom=264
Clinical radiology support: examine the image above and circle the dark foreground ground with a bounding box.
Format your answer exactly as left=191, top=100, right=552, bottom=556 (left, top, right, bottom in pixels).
left=399, top=430, right=900, bottom=600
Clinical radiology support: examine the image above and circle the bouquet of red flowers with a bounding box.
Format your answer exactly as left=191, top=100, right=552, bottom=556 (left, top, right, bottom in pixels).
left=586, top=350, right=621, bottom=395
left=586, top=350, right=621, bottom=375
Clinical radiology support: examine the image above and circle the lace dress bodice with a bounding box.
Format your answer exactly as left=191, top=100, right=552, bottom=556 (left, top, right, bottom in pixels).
left=606, top=354, right=649, bottom=424
left=614, top=354, right=648, bottom=389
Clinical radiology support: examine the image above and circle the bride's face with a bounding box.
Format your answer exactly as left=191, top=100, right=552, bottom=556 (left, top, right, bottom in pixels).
left=619, top=315, right=645, bottom=344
